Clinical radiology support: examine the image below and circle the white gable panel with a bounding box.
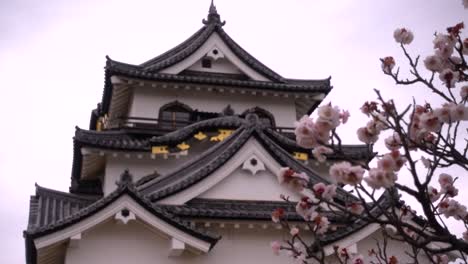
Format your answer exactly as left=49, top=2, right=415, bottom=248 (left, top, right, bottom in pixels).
left=160, top=33, right=270, bottom=81
left=158, top=138, right=302, bottom=205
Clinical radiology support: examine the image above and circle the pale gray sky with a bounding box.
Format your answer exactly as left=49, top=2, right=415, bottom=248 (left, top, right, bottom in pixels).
left=0, top=1, right=466, bottom=263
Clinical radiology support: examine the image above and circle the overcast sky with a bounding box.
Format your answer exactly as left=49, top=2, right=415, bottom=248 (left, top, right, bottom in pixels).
left=0, top=0, right=466, bottom=263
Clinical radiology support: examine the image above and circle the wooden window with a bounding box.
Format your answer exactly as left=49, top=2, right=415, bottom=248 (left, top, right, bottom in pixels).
left=159, top=101, right=192, bottom=130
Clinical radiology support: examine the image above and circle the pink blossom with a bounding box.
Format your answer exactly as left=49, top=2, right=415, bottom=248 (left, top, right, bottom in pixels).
left=352, top=255, right=365, bottom=264
left=277, top=168, right=309, bottom=191
left=420, top=112, right=442, bottom=132
left=463, top=230, right=468, bottom=241
left=296, top=197, right=316, bottom=221
left=438, top=199, right=468, bottom=220
left=450, top=104, right=468, bottom=121
left=428, top=186, right=441, bottom=202
left=312, top=146, right=333, bottom=163
left=433, top=34, right=455, bottom=58
left=364, top=168, right=398, bottom=189
left=400, top=205, right=415, bottom=222
left=329, top=162, right=364, bottom=186
left=442, top=184, right=459, bottom=198
left=290, top=227, right=299, bottom=236
left=432, top=255, right=449, bottom=264
left=423, top=55, right=443, bottom=72
left=377, top=154, right=397, bottom=172
left=340, top=110, right=350, bottom=124
left=360, top=101, right=378, bottom=116
left=381, top=56, right=395, bottom=73
left=394, top=28, right=414, bottom=44
left=438, top=173, right=454, bottom=189
left=433, top=104, right=454, bottom=123
left=461, top=85, right=468, bottom=100
left=439, top=69, right=459, bottom=88
left=295, top=116, right=319, bottom=148
left=270, top=241, right=281, bottom=255
left=384, top=132, right=402, bottom=150
left=313, top=182, right=336, bottom=201
left=348, top=202, right=364, bottom=215
left=271, top=208, right=285, bottom=223
left=313, top=215, right=330, bottom=234
left=317, top=104, right=341, bottom=129
left=357, top=126, right=379, bottom=144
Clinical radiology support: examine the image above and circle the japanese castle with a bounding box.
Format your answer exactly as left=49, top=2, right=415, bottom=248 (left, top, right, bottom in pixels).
left=23, top=3, right=412, bottom=264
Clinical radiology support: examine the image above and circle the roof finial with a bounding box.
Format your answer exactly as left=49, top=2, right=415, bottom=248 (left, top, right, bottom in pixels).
left=202, top=0, right=226, bottom=26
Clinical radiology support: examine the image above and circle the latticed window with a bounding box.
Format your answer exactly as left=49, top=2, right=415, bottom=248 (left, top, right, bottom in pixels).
left=159, top=101, right=192, bottom=129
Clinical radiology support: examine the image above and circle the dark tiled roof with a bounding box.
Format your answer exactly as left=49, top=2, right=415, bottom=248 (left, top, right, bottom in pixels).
left=27, top=185, right=99, bottom=231
left=25, top=175, right=219, bottom=246
left=163, top=198, right=349, bottom=223
left=135, top=114, right=358, bottom=203
left=100, top=10, right=332, bottom=115
left=263, top=128, right=375, bottom=161
left=71, top=115, right=373, bottom=197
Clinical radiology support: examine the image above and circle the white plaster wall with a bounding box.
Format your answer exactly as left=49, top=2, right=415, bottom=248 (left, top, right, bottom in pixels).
left=187, top=57, right=243, bottom=74
left=198, top=167, right=300, bottom=201
left=160, top=33, right=269, bottom=82
left=65, top=220, right=295, bottom=264
left=128, top=86, right=297, bottom=127
left=64, top=220, right=422, bottom=264
left=103, top=141, right=212, bottom=195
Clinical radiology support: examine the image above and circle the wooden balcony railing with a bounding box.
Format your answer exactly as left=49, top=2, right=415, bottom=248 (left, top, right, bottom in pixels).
left=113, top=116, right=295, bottom=135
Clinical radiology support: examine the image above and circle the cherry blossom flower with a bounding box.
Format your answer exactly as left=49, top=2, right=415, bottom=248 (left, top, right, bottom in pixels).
left=428, top=186, right=441, bottom=202
left=340, top=110, right=350, bottom=124
left=439, top=69, right=459, bottom=88
left=330, top=162, right=364, bottom=186
left=377, top=154, right=397, bottom=172
left=296, top=197, right=316, bottom=221
left=270, top=241, right=281, bottom=255
left=399, top=205, right=415, bottom=222
left=312, top=182, right=336, bottom=201
left=364, top=168, right=398, bottom=189
left=438, top=173, right=454, bottom=189
left=438, top=199, right=468, bottom=220
left=317, top=104, right=341, bottom=129
left=423, top=55, right=443, bottom=72
left=394, top=28, right=414, bottom=44
left=420, top=112, right=442, bottom=132
left=461, top=85, right=468, bottom=100
left=389, top=256, right=399, bottom=264
left=348, top=202, right=364, bottom=215
left=312, top=215, right=330, bottom=234
left=384, top=132, right=402, bottom=150
left=357, top=126, right=379, bottom=144
left=271, top=208, right=285, bottom=223
left=312, top=146, right=333, bottom=163
left=360, top=101, right=378, bottom=116
left=295, top=116, right=319, bottom=148
left=433, top=255, right=449, bottom=264
left=352, top=255, right=365, bottom=264
left=450, top=104, right=468, bottom=121
left=381, top=56, right=395, bottom=73
left=290, top=227, right=299, bottom=236
left=277, top=168, right=309, bottom=191
left=433, top=33, right=455, bottom=58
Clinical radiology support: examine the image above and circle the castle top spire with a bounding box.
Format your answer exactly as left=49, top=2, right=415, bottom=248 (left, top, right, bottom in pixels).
left=202, top=0, right=226, bottom=26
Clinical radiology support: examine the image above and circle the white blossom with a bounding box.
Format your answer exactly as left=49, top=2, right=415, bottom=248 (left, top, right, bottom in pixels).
left=394, top=28, right=414, bottom=44
left=423, top=55, right=443, bottom=72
